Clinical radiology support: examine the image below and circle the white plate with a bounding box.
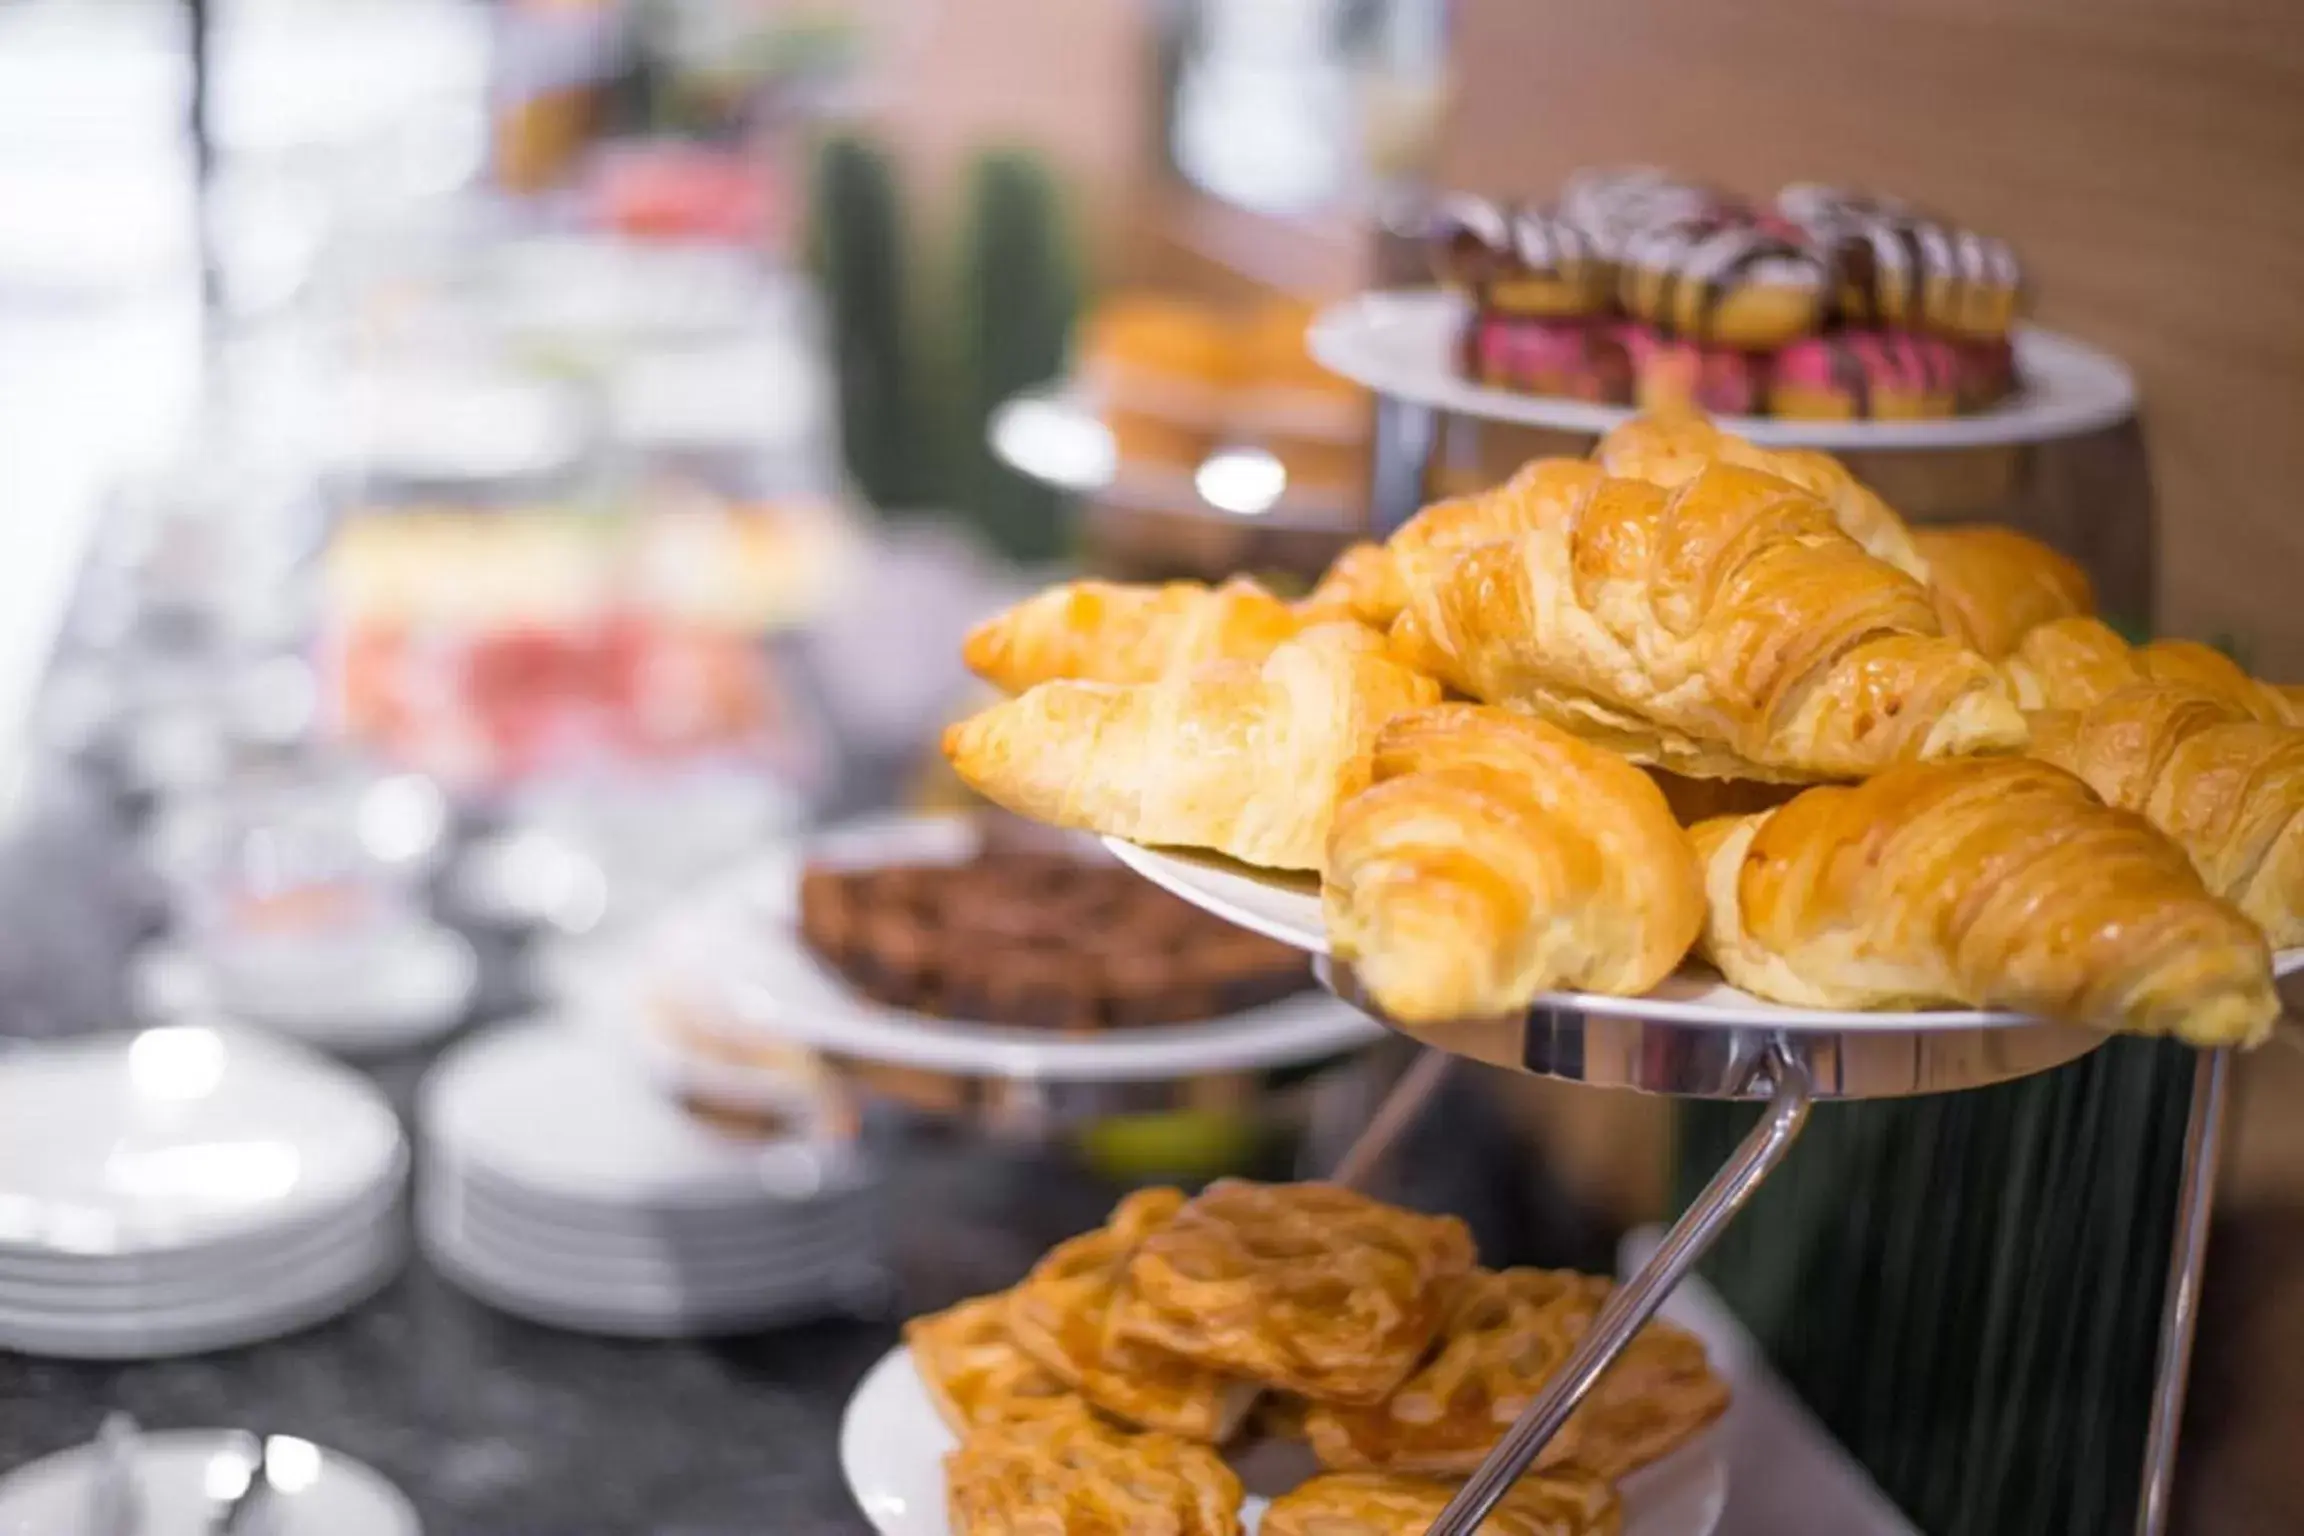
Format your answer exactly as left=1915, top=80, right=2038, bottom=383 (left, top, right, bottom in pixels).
left=0, top=1160, right=405, bottom=1285
left=0, top=1428, right=419, bottom=1536
left=419, top=1201, right=874, bottom=1316
left=686, top=815, right=1385, bottom=1083
left=838, top=1346, right=1727, bottom=1536
left=0, top=1223, right=401, bottom=1360
left=1306, top=288, right=2137, bottom=450
left=0, top=1184, right=400, bottom=1305
left=1106, top=839, right=2304, bottom=1033
left=0, top=1026, right=406, bottom=1258
left=421, top=1018, right=859, bottom=1210
left=989, top=388, right=1361, bottom=531
left=423, top=1218, right=873, bottom=1338
left=133, top=923, right=478, bottom=1055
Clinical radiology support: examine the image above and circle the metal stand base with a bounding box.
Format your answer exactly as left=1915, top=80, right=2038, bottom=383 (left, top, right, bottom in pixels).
left=2135, top=1045, right=2232, bottom=1536
left=1423, top=1044, right=1811, bottom=1536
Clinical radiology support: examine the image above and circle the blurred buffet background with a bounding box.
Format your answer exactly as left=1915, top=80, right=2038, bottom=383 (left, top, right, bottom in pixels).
left=0, top=1, right=2299, bottom=1534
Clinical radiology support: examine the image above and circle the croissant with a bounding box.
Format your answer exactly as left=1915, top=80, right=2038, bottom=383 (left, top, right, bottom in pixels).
left=1691, top=758, right=2277, bottom=1045
left=1397, top=461, right=2026, bottom=781
left=943, top=623, right=1440, bottom=873
left=962, top=577, right=1304, bottom=694
left=1912, top=525, right=2095, bottom=658
left=1302, top=543, right=1407, bottom=628
left=1324, top=706, right=1703, bottom=1024
left=2005, top=616, right=2301, bottom=726
left=1592, top=411, right=1927, bottom=582
left=1302, top=460, right=1605, bottom=632
left=2029, top=683, right=2304, bottom=947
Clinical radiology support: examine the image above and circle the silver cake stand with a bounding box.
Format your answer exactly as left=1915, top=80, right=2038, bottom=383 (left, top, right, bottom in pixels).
left=1105, top=830, right=2234, bottom=1536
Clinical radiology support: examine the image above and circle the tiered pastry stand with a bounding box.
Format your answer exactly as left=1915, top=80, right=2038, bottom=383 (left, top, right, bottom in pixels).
left=1107, top=839, right=2287, bottom=1536
left=1290, top=286, right=2212, bottom=1536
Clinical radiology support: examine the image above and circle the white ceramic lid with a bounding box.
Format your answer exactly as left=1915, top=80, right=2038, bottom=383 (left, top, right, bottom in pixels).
left=0, top=1429, right=419, bottom=1536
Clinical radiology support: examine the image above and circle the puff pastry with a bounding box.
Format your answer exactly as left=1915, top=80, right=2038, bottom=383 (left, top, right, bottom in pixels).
left=1261, top=1471, right=1620, bottom=1536
left=2004, top=616, right=2302, bottom=726
left=1324, top=705, right=1703, bottom=1024
left=1592, top=411, right=1927, bottom=581
left=942, top=623, right=1440, bottom=873
left=903, top=1292, right=1077, bottom=1435
left=1303, top=1268, right=1725, bottom=1482
left=962, top=577, right=1304, bottom=694
left=947, top=1396, right=1243, bottom=1536
left=1911, top=524, right=2094, bottom=659
left=1692, top=758, right=2279, bottom=1045
left=1114, top=1180, right=1475, bottom=1404
left=1303, top=542, right=1409, bottom=629
left=1398, top=461, right=2025, bottom=781
left=1303, top=460, right=1606, bottom=632
left=1008, top=1188, right=1258, bottom=1441
left=2029, top=683, right=2304, bottom=947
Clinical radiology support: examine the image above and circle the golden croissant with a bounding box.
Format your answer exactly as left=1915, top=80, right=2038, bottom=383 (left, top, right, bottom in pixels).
left=1691, top=758, right=2277, bottom=1045
left=1324, top=706, right=1703, bottom=1024
left=1302, top=460, right=1605, bottom=632
left=942, top=623, right=1440, bottom=873
left=1396, top=461, right=2027, bottom=781
left=2029, top=683, right=2304, bottom=948
left=1912, top=525, right=2095, bottom=659
left=1592, top=411, right=1927, bottom=582
left=2004, top=616, right=2301, bottom=726
left=962, top=577, right=1305, bottom=694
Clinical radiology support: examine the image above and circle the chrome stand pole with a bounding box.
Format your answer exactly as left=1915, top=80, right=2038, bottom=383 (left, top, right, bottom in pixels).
left=2135, top=1045, right=2232, bottom=1536
left=1327, top=1048, right=1453, bottom=1190
left=1423, top=1043, right=1814, bottom=1536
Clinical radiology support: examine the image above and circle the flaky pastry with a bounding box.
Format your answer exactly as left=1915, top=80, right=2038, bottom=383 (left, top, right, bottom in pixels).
left=1324, top=706, right=1704, bottom=1024
left=1008, top=1188, right=1258, bottom=1441
left=1911, top=524, right=2093, bottom=659
left=1395, top=462, right=2024, bottom=781
left=1301, top=461, right=1607, bottom=632
left=1592, top=410, right=1927, bottom=581
left=2029, top=683, right=2304, bottom=947
left=942, top=624, right=1440, bottom=874
left=903, top=1292, right=1077, bottom=1435
left=2004, top=616, right=2302, bottom=726
left=946, top=1396, right=1244, bottom=1536
left=1304, top=1268, right=1726, bottom=1481
left=1114, top=1180, right=1475, bottom=1404
left=1692, top=758, right=2279, bottom=1045
left=963, top=577, right=1304, bottom=694
left=1261, top=1470, right=1620, bottom=1536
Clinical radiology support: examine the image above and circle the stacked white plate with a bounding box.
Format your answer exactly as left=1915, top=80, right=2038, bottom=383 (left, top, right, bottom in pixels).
left=0, top=1025, right=408, bottom=1360
left=417, top=1018, right=887, bottom=1337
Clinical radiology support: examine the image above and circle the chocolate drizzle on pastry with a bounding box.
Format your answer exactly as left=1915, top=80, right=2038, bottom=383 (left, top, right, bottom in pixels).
left=1776, top=184, right=2021, bottom=330
left=1622, top=211, right=1824, bottom=340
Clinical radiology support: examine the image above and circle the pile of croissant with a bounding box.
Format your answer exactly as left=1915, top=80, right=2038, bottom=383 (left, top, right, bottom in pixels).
left=944, top=411, right=2301, bottom=1047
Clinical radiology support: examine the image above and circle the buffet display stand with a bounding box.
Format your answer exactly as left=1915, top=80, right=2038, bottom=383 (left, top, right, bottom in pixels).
left=1086, top=293, right=2220, bottom=1536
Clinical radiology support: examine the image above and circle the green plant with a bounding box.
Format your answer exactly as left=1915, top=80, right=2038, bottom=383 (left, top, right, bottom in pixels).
left=948, top=147, right=1081, bottom=562
left=808, top=132, right=935, bottom=512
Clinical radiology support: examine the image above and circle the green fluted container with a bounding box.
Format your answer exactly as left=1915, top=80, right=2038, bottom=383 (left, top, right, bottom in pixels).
left=1676, top=1036, right=2195, bottom=1534
left=948, top=147, right=1080, bottom=563
left=808, top=132, right=936, bottom=513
